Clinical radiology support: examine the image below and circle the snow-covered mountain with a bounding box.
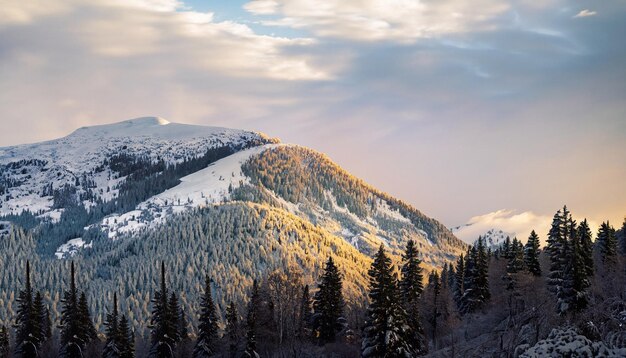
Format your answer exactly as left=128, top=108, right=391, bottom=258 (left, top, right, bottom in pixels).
left=0, top=117, right=467, bottom=334
left=451, top=224, right=515, bottom=248
left=0, top=117, right=464, bottom=265
left=0, top=117, right=268, bottom=218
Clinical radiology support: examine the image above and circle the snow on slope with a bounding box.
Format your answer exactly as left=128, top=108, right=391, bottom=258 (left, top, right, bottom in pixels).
left=99, top=144, right=283, bottom=238
left=0, top=117, right=266, bottom=217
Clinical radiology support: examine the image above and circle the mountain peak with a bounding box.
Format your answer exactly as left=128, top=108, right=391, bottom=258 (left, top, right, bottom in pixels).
left=121, top=116, right=171, bottom=126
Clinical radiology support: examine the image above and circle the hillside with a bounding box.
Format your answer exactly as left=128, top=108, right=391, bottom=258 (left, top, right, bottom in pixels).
left=0, top=117, right=465, bottom=335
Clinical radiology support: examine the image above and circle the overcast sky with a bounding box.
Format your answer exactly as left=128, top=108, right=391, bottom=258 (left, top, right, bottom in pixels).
left=1, top=0, right=624, bottom=242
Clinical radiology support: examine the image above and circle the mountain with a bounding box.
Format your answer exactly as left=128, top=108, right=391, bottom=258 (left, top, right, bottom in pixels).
left=0, top=117, right=465, bottom=335
left=451, top=224, right=515, bottom=248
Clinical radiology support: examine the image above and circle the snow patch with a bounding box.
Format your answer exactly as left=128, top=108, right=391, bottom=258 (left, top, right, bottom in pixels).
left=55, top=238, right=92, bottom=259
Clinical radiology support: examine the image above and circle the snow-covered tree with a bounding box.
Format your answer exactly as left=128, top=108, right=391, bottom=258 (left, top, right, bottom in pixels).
left=193, top=275, right=219, bottom=357
left=362, top=245, right=417, bottom=357
left=524, top=230, right=541, bottom=276
left=313, top=257, right=345, bottom=344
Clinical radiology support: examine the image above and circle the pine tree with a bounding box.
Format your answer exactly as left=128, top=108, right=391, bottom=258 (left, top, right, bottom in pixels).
left=118, top=315, right=135, bottom=358
left=33, top=291, right=51, bottom=345
left=167, top=293, right=182, bottom=344
left=619, top=218, right=626, bottom=255
left=78, top=292, right=97, bottom=344
left=297, top=285, right=312, bottom=340
left=103, top=293, right=121, bottom=358
left=0, top=326, right=9, bottom=358
left=524, top=230, right=541, bottom=276
left=361, top=245, right=417, bottom=357
left=313, top=256, right=345, bottom=344
left=597, top=221, right=618, bottom=264
left=399, top=240, right=427, bottom=355
left=566, top=230, right=590, bottom=311
left=15, top=261, right=40, bottom=358
left=577, top=220, right=594, bottom=277
left=150, top=262, right=176, bottom=358
left=225, top=302, right=239, bottom=358
left=475, top=237, right=491, bottom=302
left=453, top=254, right=465, bottom=309
left=507, top=238, right=524, bottom=273
left=193, top=275, right=219, bottom=358
left=502, top=236, right=512, bottom=260
left=60, top=262, right=84, bottom=358
left=243, top=280, right=260, bottom=358
left=547, top=208, right=566, bottom=294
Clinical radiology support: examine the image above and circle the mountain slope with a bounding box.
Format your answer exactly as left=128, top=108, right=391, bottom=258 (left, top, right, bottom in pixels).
left=0, top=117, right=465, bottom=334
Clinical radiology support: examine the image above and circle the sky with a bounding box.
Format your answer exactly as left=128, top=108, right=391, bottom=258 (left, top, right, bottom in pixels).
left=1, top=0, right=625, bottom=243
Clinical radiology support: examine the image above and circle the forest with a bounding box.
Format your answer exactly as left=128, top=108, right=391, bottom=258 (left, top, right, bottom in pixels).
left=0, top=206, right=625, bottom=357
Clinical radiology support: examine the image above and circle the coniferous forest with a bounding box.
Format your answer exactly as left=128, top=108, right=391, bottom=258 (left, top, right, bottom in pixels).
left=1, top=206, right=625, bottom=357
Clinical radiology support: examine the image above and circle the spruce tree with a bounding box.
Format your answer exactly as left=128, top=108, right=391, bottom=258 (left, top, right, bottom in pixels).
left=0, top=326, right=9, bottom=358
left=524, top=230, right=541, bottom=276
left=15, top=261, right=40, bottom=358
left=297, top=285, right=312, bottom=340
left=78, top=292, right=97, bottom=344
left=193, top=275, right=219, bottom=358
left=313, top=256, right=345, bottom=344
left=361, top=245, right=416, bottom=357
left=620, top=218, right=626, bottom=255
left=167, top=293, right=182, bottom=344
left=243, top=280, right=259, bottom=358
left=33, top=291, right=51, bottom=344
left=475, top=237, right=491, bottom=303
left=453, top=254, right=465, bottom=309
left=567, top=230, right=590, bottom=311
left=507, top=238, right=524, bottom=273
left=597, top=221, right=618, bottom=264
left=577, top=220, right=594, bottom=277
left=103, top=293, right=120, bottom=358
left=225, top=302, right=239, bottom=358
left=547, top=208, right=566, bottom=294
left=118, top=315, right=135, bottom=358
left=150, top=262, right=176, bottom=358
left=399, top=240, right=427, bottom=355
left=60, top=262, right=84, bottom=358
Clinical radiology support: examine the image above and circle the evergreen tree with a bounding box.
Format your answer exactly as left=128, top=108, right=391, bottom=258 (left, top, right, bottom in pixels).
left=502, top=236, right=512, bottom=260
left=564, top=230, right=590, bottom=312
left=118, top=315, right=135, bottom=358
left=193, top=275, right=219, bottom=358
left=430, top=271, right=442, bottom=344
left=620, top=218, right=626, bottom=255
left=167, top=293, right=182, bottom=344
left=475, top=237, right=491, bottom=303
left=313, top=257, right=345, bottom=344
left=399, top=240, right=427, bottom=355
left=547, top=208, right=567, bottom=295
left=297, top=285, right=312, bottom=340
left=461, top=238, right=490, bottom=314
left=0, top=326, right=9, bottom=358
left=60, top=262, right=85, bottom=358
left=362, top=245, right=417, bottom=357
left=225, top=302, right=239, bottom=358
left=103, top=293, right=121, bottom=358
left=150, top=262, right=176, bottom=358
left=78, top=292, right=97, bottom=343
left=577, top=220, right=594, bottom=277
left=15, top=261, right=40, bottom=358
left=597, top=221, right=618, bottom=264
left=507, top=238, right=524, bottom=273
left=33, top=291, right=51, bottom=344
left=243, top=280, right=260, bottom=358
left=453, top=254, right=465, bottom=309
left=524, top=230, right=541, bottom=276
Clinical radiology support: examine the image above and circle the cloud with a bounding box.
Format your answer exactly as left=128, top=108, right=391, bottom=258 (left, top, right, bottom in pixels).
left=452, top=209, right=600, bottom=246
left=574, top=9, right=597, bottom=18
left=245, top=0, right=513, bottom=42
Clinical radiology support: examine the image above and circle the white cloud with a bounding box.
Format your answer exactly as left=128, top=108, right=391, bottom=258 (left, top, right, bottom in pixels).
left=574, top=9, right=597, bottom=18
left=452, top=209, right=600, bottom=247
left=245, top=0, right=511, bottom=42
